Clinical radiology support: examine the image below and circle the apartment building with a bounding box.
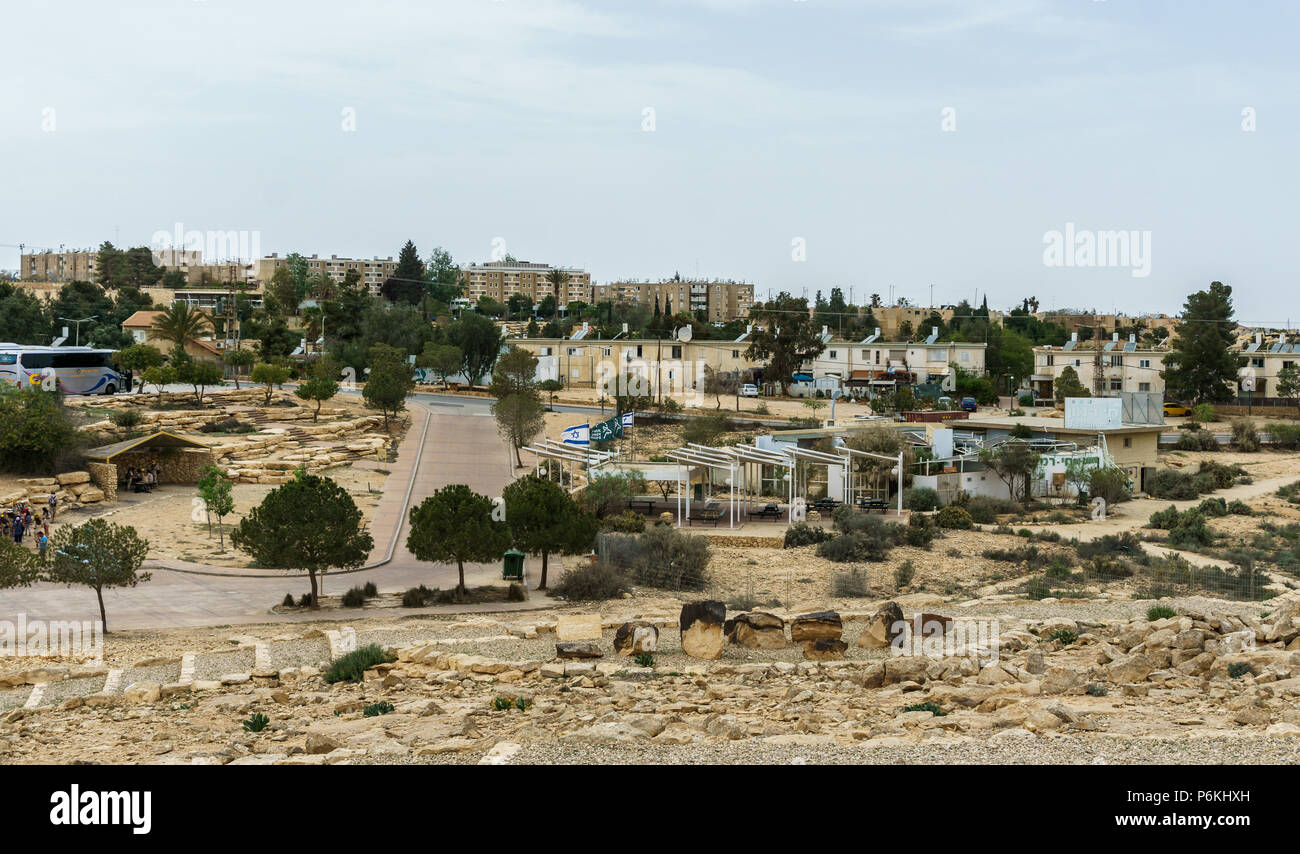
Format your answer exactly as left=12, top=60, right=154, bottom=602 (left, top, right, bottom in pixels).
left=254, top=254, right=398, bottom=296
left=20, top=249, right=98, bottom=282
left=1238, top=333, right=1300, bottom=400
left=590, top=279, right=755, bottom=322
left=461, top=260, right=591, bottom=306
left=510, top=329, right=986, bottom=395
left=1029, top=333, right=1168, bottom=402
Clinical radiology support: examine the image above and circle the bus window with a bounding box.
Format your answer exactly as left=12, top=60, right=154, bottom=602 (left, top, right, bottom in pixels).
left=20, top=353, right=52, bottom=369
left=0, top=353, right=16, bottom=365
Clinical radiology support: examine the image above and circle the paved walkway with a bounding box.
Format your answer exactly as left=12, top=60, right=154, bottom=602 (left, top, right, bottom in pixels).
left=0, top=399, right=543, bottom=631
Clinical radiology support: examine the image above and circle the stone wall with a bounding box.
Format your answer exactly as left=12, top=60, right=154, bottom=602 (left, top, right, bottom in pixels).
left=86, top=462, right=118, bottom=502
left=114, top=448, right=216, bottom=484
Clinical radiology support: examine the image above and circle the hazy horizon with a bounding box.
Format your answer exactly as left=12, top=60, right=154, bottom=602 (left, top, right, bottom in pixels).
left=3, top=0, right=1298, bottom=326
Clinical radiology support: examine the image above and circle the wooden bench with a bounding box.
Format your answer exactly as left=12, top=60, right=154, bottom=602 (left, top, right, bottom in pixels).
left=747, top=504, right=782, bottom=520
left=689, top=505, right=724, bottom=527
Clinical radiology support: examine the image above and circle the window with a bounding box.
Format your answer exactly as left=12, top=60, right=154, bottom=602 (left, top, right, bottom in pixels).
left=732, top=350, right=740, bottom=358
left=1139, top=382, right=1151, bottom=392
left=567, top=348, right=580, bottom=356
left=1123, top=437, right=1132, bottom=448
left=828, top=350, right=838, bottom=360
left=0, top=353, right=16, bottom=365
left=670, top=346, right=682, bottom=359
left=961, top=351, right=970, bottom=362
left=602, top=348, right=611, bottom=357
left=19, top=353, right=52, bottom=369
left=1139, top=359, right=1151, bottom=369
left=539, top=347, right=552, bottom=356
left=1110, top=380, right=1122, bottom=391
left=1252, top=357, right=1265, bottom=368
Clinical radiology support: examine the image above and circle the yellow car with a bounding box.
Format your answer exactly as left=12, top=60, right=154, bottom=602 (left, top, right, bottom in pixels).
left=1163, top=403, right=1193, bottom=417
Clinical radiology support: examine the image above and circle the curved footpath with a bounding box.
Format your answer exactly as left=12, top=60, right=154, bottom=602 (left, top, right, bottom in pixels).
left=0, top=397, right=551, bottom=631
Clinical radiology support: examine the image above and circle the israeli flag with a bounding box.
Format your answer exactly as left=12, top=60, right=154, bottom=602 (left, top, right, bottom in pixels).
left=621, top=411, right=634, bottom=428
left=561, top=423, right=590, bottom=446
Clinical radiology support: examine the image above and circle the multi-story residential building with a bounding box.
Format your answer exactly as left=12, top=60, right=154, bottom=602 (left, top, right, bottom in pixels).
left=1029, top=333, right=1169, bottom=402
left=461, top=260, right=591, bottom=307
left=590, top=279, right=755, bottom=322
left=20, top=249, right=98, bottom=282
left=254, top=254, right=399, bottom=296
left=509, top=327, right=986, bottom=396
left=1237, top=333, right=1300, bottom=400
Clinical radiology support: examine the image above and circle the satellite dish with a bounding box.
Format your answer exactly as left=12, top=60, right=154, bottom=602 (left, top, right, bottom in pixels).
left=677, top=326, right=693, bottom=342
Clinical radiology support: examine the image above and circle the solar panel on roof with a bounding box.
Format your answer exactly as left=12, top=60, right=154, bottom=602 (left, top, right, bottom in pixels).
left=1103, top=341, right=1117, bottom=351
left=1246, top=342, right=1261, bottom=353
left=1063, top=340, right=1077, bottom=351
left=1123, top=342, right=1137, bottom=352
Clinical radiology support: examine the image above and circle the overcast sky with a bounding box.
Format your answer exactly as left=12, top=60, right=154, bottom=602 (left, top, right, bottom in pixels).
left=2, top=0, right=1297, bottom=325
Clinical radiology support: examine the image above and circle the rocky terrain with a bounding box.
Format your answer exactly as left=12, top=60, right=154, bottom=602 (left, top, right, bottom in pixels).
left=3, top=591, right=1298, bottom=765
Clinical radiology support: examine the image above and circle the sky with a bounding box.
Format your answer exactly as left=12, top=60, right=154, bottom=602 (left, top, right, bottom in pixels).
left=2, top=0, right=1298, bottom=326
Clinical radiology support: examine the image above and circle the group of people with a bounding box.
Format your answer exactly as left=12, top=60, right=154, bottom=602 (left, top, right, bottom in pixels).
left=3, top=498, right=53, bottom=562
left=125, top=461, right=162, bottom=493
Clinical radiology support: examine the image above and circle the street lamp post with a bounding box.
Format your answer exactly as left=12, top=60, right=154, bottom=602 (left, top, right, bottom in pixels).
left=59, top=315, right=99, bottom=347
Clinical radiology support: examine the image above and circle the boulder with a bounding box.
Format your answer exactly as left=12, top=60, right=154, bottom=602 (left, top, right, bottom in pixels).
left=726, top=612, right=787, bottom=649
left=857, top=601, right=905, bottom=649
left=55, top=471, right=91, bottom=486
left=305, top=734, right=341, bottom=755
left=77, top=487, right=106, bottom=504
left=911, top=613, right=953, bottom=636
left=803, top=638, right=848, bottom=661
left=123, top=681, right=161, bottom=704
left=679, top=600, right=726, bottom=660
left=790, top=611, right=842, bottom=642
left=613, top=621, right=658, bottom=656
left=555, top=613, right=603, bottom=642
left=555, top=642, right=603, bottom=660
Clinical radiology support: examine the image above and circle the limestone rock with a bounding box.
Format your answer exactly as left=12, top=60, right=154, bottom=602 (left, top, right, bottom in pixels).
left=726, top=612, right=787, bottom=649
left=679, top=600, right=726, bottom=660
left=123, top=681, right=161, bottom=704
left=613, top=621, right=658, bottom=656
left=857, top=601, right=905, bottom=649
left=555, top=642, right=603, bottom=660
left=555, top=613, right=603, bottom=642
left=306, top=734, right=342, bottom=755
left=790, top=611, right=842, bottom=642
left=803, top=638, right=848, bottom=661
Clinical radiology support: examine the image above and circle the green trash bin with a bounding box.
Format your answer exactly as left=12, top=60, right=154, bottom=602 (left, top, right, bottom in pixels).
left=502, top=549, right=525, bottom=582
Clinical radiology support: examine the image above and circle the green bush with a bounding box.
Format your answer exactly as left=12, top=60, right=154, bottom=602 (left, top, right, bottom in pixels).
left=282, top=593, right=296, bottom=607
left=0, top=386, right=80, bottom=474
left=1146, top=605, right=1177, bottom=620
left=903, top=514, right=936, bottom=548
left=1192, top=403, right=1216, bottom=423
left=1148, top=504, right=1181, bottom=530
left=901, top=701, right=946, bottom=716
left=1267, top=422, right=1300, bottom=450
left=491, top=696, right=515, bottom=711
left=1196, top=497, right=1228, bottom=518
left=902, top=487, right=939, bottom=512
left=108, top=408, right=144, bottom=429
left=1231, top=419, right=1260, bottom=452
left=1199, top=460, right=1247, bottom=490
left=633, top=652, right=654, bottom=668
left=242, top=712, right=270, bottom=733
left=1089, top=466, right=1131, bottom=504
left=965, top=495, right=1020, bottom=524
left=894, top=560, right=915, bottom=590
left=936, top=505, right=974, bottom=530
left=1227, top=500, right=1252, bottom=516
left=1076, top=532, right=1142, bottom=559
left=1167, top=511, right=1213, bottom=549
left=341, top=587, right=367, bottom=608
left=401, top=585, right=437, bottom=607
left=601, top=510, right=646, bottom=534
left=1048, top=628, right=1077, bottom=645
left=1086, top=683, right=1108, bottom=697
left=1146, top=469, right=1201, bottom=500
left=363, top=701, right=395, bottom=717
left=784, top=523, right=834, bottom=548
left=1227, top=662, right=1252, bottom=679
left=552, top=560, right=629, bottom=600
left=324, top=644, right=396, bottom=684
left=832, top=568, right=872, bottom=597
left=362, top=581, right=378, bottom=597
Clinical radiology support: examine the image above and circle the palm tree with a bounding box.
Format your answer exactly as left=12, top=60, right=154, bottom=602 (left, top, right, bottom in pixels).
left=544, top=269, right=570, bottom=322
left=150, top=301, right=212, bottom=350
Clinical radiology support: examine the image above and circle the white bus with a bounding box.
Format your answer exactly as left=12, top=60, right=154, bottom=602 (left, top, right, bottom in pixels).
left=0, top=344, right=128, bottom=395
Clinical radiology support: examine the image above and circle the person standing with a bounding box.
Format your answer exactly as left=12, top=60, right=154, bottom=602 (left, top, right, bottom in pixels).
left=37, top=531, right=48, bottom=563
left=47, top=491, right=57, bottom=519
left=13, top=515, right=24, bottom=544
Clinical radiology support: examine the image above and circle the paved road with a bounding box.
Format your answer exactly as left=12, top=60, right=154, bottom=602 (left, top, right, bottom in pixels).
left=0, top=397, right=537, bottom=631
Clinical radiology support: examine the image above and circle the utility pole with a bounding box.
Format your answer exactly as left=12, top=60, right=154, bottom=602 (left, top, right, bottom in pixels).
left=1092, top=315, right=1106, bottom=397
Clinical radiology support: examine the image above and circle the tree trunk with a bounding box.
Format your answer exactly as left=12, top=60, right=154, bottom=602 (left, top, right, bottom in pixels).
left=95, top=585, right=108, bottom=634
left=217, top=517, right=224, bottom=552
left=457, top=559, right=466, bottom=593
left=308, top=571, right=320, bottom=609
left=314, top=400, right=321, bottom=422
left=539, top=551, right=549, bottom=590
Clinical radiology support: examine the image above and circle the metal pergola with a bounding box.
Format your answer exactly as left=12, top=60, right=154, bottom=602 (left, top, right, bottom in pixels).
left=834, top=444, right=906, bottom=513
left=522, top=440, right=618, bottom=488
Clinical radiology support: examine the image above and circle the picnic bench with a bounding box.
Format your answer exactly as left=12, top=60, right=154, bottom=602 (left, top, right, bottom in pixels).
left=856, top=498, right=889, bottom=513
left=689, top=503, right=724, bottom=527
left=626, top=499, right=656, bottom=515
left=809, top=497, right=840, bottom=513
left=747, top=503, right=782, bottom=520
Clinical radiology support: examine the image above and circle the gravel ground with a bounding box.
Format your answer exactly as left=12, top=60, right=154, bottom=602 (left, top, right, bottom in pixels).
left=954, top=596, right=1271, bottom=623
left=0, top=687, right=30, bottom=712
left=381, top=735, right=1300, bottom=766
left=192, top=650, right=255, bottom=682
left=268, top=638, right=331, bottom=670
left=39, top=674, right=109, bottom=705
left=118, top=664, right=181, bottom=690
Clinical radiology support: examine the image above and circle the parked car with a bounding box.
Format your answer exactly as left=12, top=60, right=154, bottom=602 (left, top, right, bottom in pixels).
left=739, top=384, right=760, bottom=397
left=959, top=397, right=978, bottom=412
left=1163, top=402, right=1192, bottom=417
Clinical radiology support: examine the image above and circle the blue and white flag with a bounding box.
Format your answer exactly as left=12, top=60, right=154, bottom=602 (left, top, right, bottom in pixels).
left=561, top=423, right=590, bottom=446
left=620, top=411, right=635, bottom=428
